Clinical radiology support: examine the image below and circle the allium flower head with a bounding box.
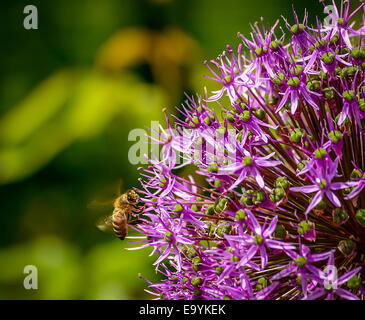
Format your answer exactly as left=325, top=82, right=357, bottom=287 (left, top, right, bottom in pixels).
left=130, top=1, right=365, bottom=300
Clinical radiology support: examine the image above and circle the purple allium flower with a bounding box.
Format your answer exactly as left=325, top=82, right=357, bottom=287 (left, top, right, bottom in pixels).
left=128, top=1, right=365, bottom=300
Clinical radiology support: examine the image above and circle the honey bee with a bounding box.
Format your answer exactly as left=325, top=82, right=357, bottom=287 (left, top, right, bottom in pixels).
left=97, top=189, right=145, bottom=240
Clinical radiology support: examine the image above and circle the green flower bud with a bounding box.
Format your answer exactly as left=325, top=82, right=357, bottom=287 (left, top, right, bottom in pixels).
left=290, top=128, right=304, bottom=143
left=240, top=110, right=251, bottom=122
left=208, top=162, right=218, bottom=173
left=193, top=290, right=202, bottom=297
left=254, top=235, right=264, bottom=245
left=254, top=108, right=265, bottom=120
left=164, top=231, right=173, bottom=242
left=235, top=209, right=246, bottom=221
left=313, top=198, right=325, bottom=210
left=298, top=221, right=312, bottom=234
left=216, top=223, right=232, bottom=237
left=256, top=48, right=264, bottom=56
left=355, top=209, right=365, bottom=227
left=270, top=187, right=285, bottom=202
left=216, top=198, right=228, bottom=211
left=256, top=277, right=267, bottom=291
left=273, top=224, right=286, bottom=239
left=288, top=77, right=300, bottom=87
left=191, top=204, right=198, bottom=212
left=204, top=116, right=212, bottom=126
left=338, top=239, right=355, bottom=257
left=192, top=264, right=200, bottom=271
left=269, top=41, right=279, bottom=51
left=242, top=156, right=253, bottom=166
left=196, top=137, right=204, bottom=145
left=347, top=275, right=361, bottom=290
left=314, top=148, right=327, bottom=159
left=181, top=277, right=188, bottom=283
left=330, top=34, right=339, bottom=44
left=191, top=277, right=202, bottom=287
left=360, top=47, right=365, bottom=59
left=351, top=169, right=362, bottom=179
left=174, top=204, right=183, bottom=212
left=275, top=176, right=289, bottom=190
left=343, top=187, right=353, bottom=195
left=214, top=179, right=222, bottom=188
left=319, top=179, right=327, bottom=190
left=333, top=208, right=348, bottom=224
left=192, top=116, right=199, bottom=124
left=253, top=191, right=266, bottom=204
left=192, top=256, right=202, bottom=265
left=158, top=176, right=167, bottom=187
left=323, top=87, right=335, bottom=99
left=215, top=266, right=223, bottom=274
left=241, top=197, right=252, bottom=206
left=321, top=52, right=335, bottom=65
left=224, top=75, right=231, bottom=83
left=226, top=113, right=235, bottom=122
left=328, top=130, right=343, bottom=144
left=343, top=90, right=355, bottom=102
left=297, top=161, right=306, bottom=171
left=351, top=47, right=360, bottom=59
left=291, top=23, right=305, bottom=34
left=359, top=98, right=365, bottom=112
left=206, top=205, right=215, bottom=215
left=307, top=80, right=321, bottom=91
left=296, top=256, right=307, bottom=268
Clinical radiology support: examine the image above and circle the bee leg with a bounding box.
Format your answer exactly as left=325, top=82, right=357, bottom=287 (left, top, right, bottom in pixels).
left=129, top=220, right=142, bottom=225
left=132, top=205, right=145, bottom=215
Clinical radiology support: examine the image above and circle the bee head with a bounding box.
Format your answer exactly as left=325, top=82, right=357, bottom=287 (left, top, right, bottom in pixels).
left=121, top=189, right=139, bottom=204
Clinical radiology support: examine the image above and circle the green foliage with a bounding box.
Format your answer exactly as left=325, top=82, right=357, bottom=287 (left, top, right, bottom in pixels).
left=0, top=237, right=159, bottom=299
left=0, top=70, right=165, bottom=184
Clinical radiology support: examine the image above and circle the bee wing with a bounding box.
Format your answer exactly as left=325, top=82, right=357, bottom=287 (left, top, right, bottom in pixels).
left=87, top=179, right=124, bottom=210
left=88, top=199, right=115, bottom=210
left=96, top=215, right=114, bottom=233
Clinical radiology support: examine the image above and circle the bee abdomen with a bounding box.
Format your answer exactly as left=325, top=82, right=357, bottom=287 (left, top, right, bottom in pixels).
left=112, top=210, right=128, bottom=240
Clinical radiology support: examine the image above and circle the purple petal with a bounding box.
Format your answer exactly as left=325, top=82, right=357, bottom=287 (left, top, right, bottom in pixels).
left=304, top=191, right=323, bottom=215
left=276, top=89, right=291, bottom=112
left=239, top=245, right=258, bottom=267
left=248, top=212, right=262, bottom=235
left=325, top=190, right=341, bottom=207
left=256, top=283, right=278, bottom=300
left=260, top=246, right=268, bottom=269
left=263, top=215, right=278, bottom=238
left=290, top=91, right=299, bottom=114
left=302, top=288, right=325, bottom=300
left=266, top=239, right=296, bottom=250
left=331, top=181, right=358, bottom=190
left=337, top=266, right=362, bottom=285
left=344, top=181, right=365, bottom=199
left=335, top=288, right=360, bottom=300
left=290, top=184, right=319, bottom=193
left=310, top=250, right=334, bottom=263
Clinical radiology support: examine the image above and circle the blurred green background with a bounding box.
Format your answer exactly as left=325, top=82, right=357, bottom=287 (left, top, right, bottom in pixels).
left=0, top=0, right=328, bottom=299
